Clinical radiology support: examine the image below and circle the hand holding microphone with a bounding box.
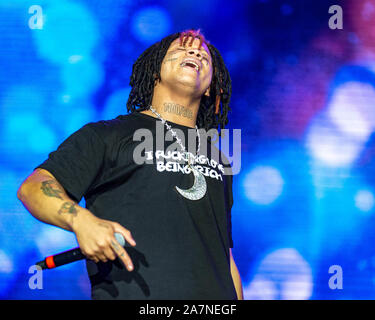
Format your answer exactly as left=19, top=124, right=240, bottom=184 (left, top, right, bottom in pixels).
left=37, top=211, right=137, bottom=271
left=36, top=232, right=126, bottom=269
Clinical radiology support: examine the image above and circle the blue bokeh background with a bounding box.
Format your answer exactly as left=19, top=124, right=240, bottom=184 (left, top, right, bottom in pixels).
left=1, top=0, right=375, bottom=299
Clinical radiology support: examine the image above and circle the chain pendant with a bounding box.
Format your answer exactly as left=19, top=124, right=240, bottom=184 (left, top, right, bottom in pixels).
left=148, top=106, right=207, bottom=200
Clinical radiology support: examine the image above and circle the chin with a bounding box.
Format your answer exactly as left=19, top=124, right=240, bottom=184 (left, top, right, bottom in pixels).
left=169, top=78, right=204, bottom=94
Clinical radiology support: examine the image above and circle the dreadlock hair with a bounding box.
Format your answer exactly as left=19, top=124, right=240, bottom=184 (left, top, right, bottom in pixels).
left=126, top=29, right=232, bottom=132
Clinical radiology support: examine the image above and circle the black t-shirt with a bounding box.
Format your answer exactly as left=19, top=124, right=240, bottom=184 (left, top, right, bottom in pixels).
left=36, top=111, right=237, bottom=300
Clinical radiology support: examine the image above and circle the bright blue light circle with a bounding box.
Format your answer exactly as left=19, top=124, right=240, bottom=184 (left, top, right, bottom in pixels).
left=61, top=57, right=104, bottom=98
left=131, top=6, right=171, bottom=45
left=243, top=165, right=284, bottom=205
left=355, top=190, right=375, bottom=213
left=32, top=2, right=99, bottom=63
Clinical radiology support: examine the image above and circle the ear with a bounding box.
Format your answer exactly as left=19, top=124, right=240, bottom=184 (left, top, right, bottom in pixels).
left=153, top=73, right=160, bottom=86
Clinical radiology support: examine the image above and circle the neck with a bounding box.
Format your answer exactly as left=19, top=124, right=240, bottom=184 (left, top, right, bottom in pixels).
left=141, top=89, right=201, bottom=128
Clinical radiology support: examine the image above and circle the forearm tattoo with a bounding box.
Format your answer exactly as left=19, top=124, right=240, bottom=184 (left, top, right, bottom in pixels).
left=41, top=180, right=64, bottom=199
left=163, top=102, right=193, bottom=119
left=58, top=201, right=78, bottom=216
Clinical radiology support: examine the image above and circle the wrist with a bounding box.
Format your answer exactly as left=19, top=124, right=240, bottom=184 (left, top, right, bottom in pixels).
left=69, top=206, right=95, bottom=233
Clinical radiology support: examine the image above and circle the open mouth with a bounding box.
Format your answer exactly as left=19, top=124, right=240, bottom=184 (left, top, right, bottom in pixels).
left=180, top=60, right=200, bottom=72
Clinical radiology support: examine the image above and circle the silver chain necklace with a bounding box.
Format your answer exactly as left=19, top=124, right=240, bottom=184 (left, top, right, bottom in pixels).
left=149, top=105, right=207, bottom=200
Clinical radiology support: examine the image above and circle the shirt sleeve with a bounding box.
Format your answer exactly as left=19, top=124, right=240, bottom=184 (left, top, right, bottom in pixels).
left=35, top=123, right=106, bottom=203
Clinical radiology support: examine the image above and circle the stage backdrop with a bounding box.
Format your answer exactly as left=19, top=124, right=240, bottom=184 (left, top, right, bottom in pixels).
left=1, top=0, right=375, bottom=299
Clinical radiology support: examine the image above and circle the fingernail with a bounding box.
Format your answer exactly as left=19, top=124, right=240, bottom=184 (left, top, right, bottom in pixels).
left=128, top=265, right=133, bottom=271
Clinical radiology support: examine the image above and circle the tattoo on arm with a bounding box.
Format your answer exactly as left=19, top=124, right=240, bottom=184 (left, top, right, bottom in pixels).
left=58, top=201, right=78, bottom=216
left=163, top=102, right=193, bottom=119
left=41, top=180, right=64, bottom=199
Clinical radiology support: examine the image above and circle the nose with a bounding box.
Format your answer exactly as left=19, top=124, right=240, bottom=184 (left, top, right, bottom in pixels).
left=186, top=48, right=202, bottom=59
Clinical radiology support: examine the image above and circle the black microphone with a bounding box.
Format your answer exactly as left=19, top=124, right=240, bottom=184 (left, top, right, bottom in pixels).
left=35, top=233, right=126, bottom=270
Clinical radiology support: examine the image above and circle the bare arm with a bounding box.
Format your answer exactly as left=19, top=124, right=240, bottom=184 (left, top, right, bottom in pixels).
left=230, top=248, right=244, bottom=300
left=17, top=168, right=82, bottom=232
left=17, top=168, right=136, bottom=270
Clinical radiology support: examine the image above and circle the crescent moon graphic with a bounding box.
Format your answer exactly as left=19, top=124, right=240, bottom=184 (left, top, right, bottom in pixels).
left=175, top=166, right=207, bottom=200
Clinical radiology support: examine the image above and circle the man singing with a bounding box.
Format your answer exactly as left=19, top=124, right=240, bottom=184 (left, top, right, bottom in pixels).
left=17, top=29, right=243, bottom=300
